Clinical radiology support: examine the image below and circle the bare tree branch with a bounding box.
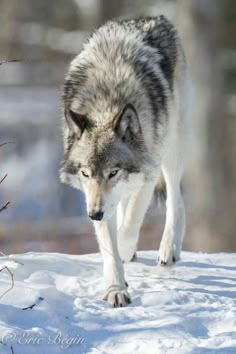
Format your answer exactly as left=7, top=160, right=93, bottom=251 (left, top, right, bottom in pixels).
left=0, top=174, right=8, bottom=185
left=0, top=60, right=21, bottom=66
left=0, top=252, right=24, bottom=266
left=0, top=142, right=15, bottom=148
left=0, top=142, right=15, bottom=212
left=0, top=266, right=14, bottom=299
left=0, top=201, right=11, bottom=213
left=22, top=297, right=44, bottom=311
left=0, top=60, right=22, bottom=301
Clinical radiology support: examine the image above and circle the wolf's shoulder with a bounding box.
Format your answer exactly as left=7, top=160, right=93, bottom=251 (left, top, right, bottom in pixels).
left=92, top=15, right=176, bottom=46
left=106, top=15, right=177, bottom=49
left=118, top=15, right=176, bottom=36
left=115, top=16, right=179, bottom=91
left=99, top=16, right=179, bottom=75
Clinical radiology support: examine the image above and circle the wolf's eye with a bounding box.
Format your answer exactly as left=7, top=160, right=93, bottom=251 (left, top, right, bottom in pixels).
left=81, top=170, right=89, bottom=178
left=108, top=169, right=119, bottom=179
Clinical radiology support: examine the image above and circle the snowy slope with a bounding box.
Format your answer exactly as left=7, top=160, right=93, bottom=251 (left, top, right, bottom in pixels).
left=0, top=251, right=236, bottom=354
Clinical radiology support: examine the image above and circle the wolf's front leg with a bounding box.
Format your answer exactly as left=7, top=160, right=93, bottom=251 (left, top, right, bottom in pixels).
left=93, top=218, right=131, bottom=307
left=118, top=182, right=157, bottom=262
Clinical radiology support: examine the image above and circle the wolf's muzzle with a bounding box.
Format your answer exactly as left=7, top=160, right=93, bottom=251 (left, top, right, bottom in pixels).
left=88, top=210, right=104, bottom=221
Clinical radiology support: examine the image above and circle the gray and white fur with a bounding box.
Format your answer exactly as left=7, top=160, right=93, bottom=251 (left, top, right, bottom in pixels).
left=60, top=15, right=189, bottom=307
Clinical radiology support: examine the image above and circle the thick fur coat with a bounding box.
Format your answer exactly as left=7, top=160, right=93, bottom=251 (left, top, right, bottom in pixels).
left=60, top=16, right=189, bottom=307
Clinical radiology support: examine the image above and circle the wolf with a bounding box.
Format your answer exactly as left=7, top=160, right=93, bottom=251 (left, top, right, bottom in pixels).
left=60, top=15, right=189, bottom=307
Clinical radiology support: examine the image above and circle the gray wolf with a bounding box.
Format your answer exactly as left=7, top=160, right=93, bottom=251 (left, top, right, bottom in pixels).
left=60, top=15, right=189, bottom=307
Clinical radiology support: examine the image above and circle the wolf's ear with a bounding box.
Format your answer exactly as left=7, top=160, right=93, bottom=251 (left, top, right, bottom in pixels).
left=65, top=109, right=88, bottom=138
left=113, top=104, right=141, bottom=139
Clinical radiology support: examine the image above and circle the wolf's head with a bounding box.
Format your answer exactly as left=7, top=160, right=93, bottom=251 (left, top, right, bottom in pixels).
left=59, top=24, right=162, bottom=220
left=60, top=103, right=146, bottom=221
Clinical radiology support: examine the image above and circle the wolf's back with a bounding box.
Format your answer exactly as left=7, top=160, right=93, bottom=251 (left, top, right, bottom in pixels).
left=63, top=15, right=186, bottom=158
left=65, top=15, right=181, bottom=105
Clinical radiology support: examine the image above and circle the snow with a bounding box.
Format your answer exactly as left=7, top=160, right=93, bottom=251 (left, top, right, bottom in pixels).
left=0, top=251, right=236, bottom=354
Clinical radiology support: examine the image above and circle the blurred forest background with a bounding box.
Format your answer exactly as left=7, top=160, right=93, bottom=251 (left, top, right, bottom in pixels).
left=0, top=0, right=235, bottom=255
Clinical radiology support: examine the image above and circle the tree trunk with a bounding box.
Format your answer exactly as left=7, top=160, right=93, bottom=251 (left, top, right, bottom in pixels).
left=177, top=0, right=229, bottom=250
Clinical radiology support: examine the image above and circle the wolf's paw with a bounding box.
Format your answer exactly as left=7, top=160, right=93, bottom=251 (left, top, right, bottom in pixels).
left=103, top=286, right=131, bottom=307
left=158, top=241, right=180, bottom=266
left=119, top=246, right=137, bottom=263
left=118, top=239, right=137, bottom=263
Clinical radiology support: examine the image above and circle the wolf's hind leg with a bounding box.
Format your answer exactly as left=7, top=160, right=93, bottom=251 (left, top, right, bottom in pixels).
left=158, top=162, right=185, bottom=266
left=118, top=182, right=156, bottom=263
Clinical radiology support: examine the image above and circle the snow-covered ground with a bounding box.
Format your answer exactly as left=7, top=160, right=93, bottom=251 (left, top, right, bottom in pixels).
left=0, top=251, right=236, bottom=354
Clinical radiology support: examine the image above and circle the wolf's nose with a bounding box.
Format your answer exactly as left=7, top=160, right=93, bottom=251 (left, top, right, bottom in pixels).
left=88, top=210, right=104, bottom=221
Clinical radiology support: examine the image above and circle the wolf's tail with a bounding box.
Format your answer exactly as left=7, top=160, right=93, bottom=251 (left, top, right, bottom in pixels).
left=154, top=172, right=167, bottom=202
